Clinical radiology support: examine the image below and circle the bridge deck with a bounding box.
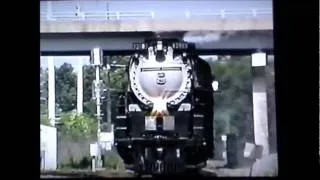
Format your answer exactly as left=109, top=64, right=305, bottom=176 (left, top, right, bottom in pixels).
left=41, top=19, right=272, bottom=33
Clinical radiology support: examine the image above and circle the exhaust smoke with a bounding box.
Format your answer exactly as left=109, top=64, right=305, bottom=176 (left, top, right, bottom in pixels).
left=183, top=31, right=237, bottom=44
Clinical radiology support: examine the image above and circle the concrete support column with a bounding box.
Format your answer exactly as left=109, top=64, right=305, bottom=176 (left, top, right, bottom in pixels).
left=77, top=58, right=84, bottom=114
left=251, top=52, right=269, bottom=156
left=48, top=56, right=55, bottom=126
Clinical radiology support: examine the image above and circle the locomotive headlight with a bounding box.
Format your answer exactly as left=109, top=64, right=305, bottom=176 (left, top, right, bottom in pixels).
left=212, top=81, right=219, bottom=91
left=145, top=116, right=157, bottom=131
left=157, top=41, right=163, bottom=51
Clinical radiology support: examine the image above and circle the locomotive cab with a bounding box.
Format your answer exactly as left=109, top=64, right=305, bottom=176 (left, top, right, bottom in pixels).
left=114, top=38, right=215, bottom=175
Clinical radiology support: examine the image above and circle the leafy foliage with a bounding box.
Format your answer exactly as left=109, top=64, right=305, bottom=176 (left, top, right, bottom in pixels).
left=55, top=63, right=77, bottom=112
left=205, top=56, right=254, bottom=140
left=59, top=112, right=97, bottom=140
left=83, top=65, right=96, bottom=102
left=103, top=150, right=125, bottom=171
left=40, top=114, right=51, bottom=126
left=40, top=67, right=48, bottom=103
left=60, top=156, right=91, bottom=169
left=105, top=56, right=130, bottom=91
left=83, top=65, right=96, bottom=117
left=40, top=67, right=50, bottom=126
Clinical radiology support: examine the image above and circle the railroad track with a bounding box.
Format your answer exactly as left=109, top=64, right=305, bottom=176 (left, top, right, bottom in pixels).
left=133, top=169, right=217, bottom=178
left=41, top=158, right=277, bottom=177
left=40, top=175, right=74, bottom=179
left=40, top=160, right=224, bottom=178
left=41, top=168, right=216, bottom=178
left=40, top=170, right=101, bottom=178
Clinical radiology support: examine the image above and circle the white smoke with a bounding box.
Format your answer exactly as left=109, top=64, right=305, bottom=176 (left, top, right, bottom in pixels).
left=183, top=31, right=237, bottom=44
left=183, top=31, right=221, bottom=43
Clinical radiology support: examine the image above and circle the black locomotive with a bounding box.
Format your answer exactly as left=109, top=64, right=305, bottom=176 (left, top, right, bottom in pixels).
left=113, top=38, right=215, bottom=175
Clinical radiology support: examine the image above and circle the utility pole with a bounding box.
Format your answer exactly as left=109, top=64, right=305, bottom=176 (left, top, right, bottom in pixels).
left=91, top=47, right=103, bottom=168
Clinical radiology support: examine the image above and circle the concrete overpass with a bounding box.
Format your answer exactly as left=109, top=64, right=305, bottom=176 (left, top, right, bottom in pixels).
left=40, top=31, right=273, bottom=56
left=40, top=18, right=272, bottom=33
left=40, top=0, right=273, bottom=53
left=40, top=0, right=273, bottom=54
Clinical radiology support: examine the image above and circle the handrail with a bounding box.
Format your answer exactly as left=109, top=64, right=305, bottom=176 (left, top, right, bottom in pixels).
left=186, top=8, right=272, bottom=18
left=41, top=11, right=154, bottom=21
left=40, top=8, right=272, bottom=21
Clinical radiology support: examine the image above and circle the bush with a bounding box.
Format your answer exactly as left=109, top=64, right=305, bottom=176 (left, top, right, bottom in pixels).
left=59, top=112, right=98, bottom=140
left=60, top=156, right=91, bottom=169
left=60, top=151, right=125, bottom=171
left=79, top=156, right=91, bottom=169
left=40, top=114, right=51, bottom=126
left=103, top=150, right=125, bottom=171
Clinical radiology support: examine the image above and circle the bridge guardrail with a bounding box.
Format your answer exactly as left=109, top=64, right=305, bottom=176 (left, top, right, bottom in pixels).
left=40, top=8, right=272, bottom=21
left=40, top=11, right=155, bottom=21
left=186, top=8, right=272, bottom=19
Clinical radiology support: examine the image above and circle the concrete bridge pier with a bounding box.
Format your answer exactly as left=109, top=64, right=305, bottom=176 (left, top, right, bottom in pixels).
left=48, top=56, right=56, bottom=126
left=251, top=52, right=269, bottom=156
left=77, top=57, right=84, bottom=114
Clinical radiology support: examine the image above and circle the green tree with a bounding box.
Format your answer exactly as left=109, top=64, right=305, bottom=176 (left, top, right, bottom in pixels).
left=83, top=65, right=96, bottom=102
left=40, top=67, right=48, bottom=104
left=206, top=56, right=254, bottom=140
left=40, top=67, right=49, bottom=125
left=83, top=65, right=96, bottom=117
left=103, top=56, right=129, bottom=91
left=55, top=63, right=77, bottom=112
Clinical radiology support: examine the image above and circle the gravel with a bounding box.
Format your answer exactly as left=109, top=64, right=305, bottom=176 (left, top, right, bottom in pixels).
left=40, top=154, right=278, bottom=178
left=205, top=154, right=278, bottom=177
left=251, top=153, right=278, bottom=176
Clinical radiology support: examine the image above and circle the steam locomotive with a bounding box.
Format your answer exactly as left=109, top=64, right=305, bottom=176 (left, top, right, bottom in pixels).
left=113, top=38, right=215, bottom=175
